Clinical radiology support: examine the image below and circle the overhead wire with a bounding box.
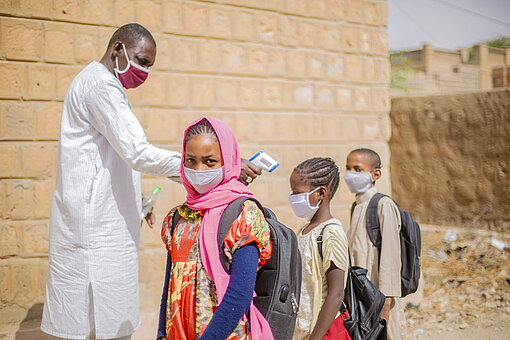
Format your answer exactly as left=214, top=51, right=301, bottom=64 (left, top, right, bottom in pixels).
left=389, top=0, right=444, bottom=44
left=428, top=0, right=510, bottom=29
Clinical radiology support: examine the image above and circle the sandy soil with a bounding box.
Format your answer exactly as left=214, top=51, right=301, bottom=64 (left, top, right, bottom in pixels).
left=405, top=225, right=510, bottom=340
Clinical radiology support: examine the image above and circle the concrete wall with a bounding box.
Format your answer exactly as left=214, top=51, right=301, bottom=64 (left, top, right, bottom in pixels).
left=389, top=89, right=510, bottom=231
left=391, top=44, right=510, bottom=96
left=390, top=63, right=480, bottom=97
left=0, top=0, right=391, bottom=338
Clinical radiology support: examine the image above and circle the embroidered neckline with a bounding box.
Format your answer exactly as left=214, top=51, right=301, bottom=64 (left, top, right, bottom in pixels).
left=177, top=204, right=204, bottom=222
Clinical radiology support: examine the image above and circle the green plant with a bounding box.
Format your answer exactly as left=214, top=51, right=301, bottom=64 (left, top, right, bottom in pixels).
left=484, top=36, right=510, bottom=48
left=389, top=53, right=416, bottom=91
left=467, top=36, right=510, bottom=63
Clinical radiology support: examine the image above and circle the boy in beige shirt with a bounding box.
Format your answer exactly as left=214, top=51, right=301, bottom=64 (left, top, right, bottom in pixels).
left=344, top=148, right=407, bottom=340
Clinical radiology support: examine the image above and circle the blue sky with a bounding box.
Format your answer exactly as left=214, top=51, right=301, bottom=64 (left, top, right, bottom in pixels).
left=388, top=0, right=510, bottom=51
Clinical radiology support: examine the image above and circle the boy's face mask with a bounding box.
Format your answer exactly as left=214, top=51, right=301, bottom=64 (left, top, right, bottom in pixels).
left=343, top=171, right=373, bottom=193
left=288, top=187, right=321, bottom=221
left=184, top=166, right=224, bottom=194
left=114, top=43, right=149, bottom=89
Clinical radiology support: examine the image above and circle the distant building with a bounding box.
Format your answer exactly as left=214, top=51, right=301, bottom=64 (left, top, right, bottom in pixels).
left=390, top=43, right=510, bottom=96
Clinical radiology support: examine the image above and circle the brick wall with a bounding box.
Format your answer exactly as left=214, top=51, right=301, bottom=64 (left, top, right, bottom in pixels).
left=0, top=1, right=390, bottom=338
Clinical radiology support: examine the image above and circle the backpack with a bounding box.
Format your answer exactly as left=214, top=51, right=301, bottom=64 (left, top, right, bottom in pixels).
left=171, top=197, right=302, bottom=340
left=318, top=225, right=387, bottom=340
left=353, top=193, right=421, bottom=297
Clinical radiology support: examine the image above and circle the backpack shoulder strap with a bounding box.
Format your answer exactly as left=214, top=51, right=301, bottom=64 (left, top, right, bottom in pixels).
left=366, top=193, right=387, bottom=253
left=317, top=222, right=342, bottom=261
left=350, top=201, right=357, bottom=223
left=217, top=196, right=265, bottom=273
left=171, top=208, right=182, bottom=235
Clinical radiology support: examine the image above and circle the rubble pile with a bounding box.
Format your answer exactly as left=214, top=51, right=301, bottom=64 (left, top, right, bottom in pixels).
left=406, top=228, right=510, bottom=336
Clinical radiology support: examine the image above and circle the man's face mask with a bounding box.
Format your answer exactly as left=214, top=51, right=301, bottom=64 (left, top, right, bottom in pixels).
left=288, top=187, right=321, bottom=221
left=343, top=171, right=373, bottom=193
left=114, top=43, right=149, bottom=89
left=184, top=166, right=224, bottom=194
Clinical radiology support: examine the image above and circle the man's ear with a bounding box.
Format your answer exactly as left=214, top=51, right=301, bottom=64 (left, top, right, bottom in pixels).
left=372, top=168, right=382, bottom=181
left=111, top=41, right=123, bottom=59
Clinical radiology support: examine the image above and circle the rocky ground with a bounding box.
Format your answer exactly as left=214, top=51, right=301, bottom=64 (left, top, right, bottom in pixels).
left=405, top=226, right=510, bottom=339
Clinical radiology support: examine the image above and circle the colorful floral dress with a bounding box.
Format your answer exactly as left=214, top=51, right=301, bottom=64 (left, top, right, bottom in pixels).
left=161, top=200, right=272, bottom=340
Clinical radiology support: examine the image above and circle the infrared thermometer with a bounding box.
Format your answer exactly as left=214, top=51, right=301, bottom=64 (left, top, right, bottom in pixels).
left=249, top=151, right=279, bottom=172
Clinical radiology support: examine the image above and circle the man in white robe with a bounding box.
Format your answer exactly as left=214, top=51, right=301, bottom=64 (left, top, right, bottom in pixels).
left=40, top=24, right=181, bottom=340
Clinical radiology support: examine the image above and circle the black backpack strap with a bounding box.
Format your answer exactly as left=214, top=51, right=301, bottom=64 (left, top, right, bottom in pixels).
left=366, top=193, right=387, bottom=263
left=217, top=197, right=267, bottom=274
left=350, top=201, right=357, bottom=223
left=317, top=223, right=341, bottom=261
left=318, top=222, right=348, bottom=315
left=170, top=208, right=182, bottom=235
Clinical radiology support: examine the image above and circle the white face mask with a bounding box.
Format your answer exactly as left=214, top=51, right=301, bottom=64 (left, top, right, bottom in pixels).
left=288, top=187, right=321, bottom=221
left=343, top=171, right=373, bottom=193
left=184, top=166, right=224, bottom=194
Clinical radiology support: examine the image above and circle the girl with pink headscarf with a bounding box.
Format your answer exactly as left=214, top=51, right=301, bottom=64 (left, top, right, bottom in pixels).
left=157, top=117, right=274, bottom=340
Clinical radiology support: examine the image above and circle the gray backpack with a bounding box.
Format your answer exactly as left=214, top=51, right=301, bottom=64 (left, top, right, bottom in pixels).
left=353, top=193, right=421, bottom=297
left=172, top=197, right=302, bottom=340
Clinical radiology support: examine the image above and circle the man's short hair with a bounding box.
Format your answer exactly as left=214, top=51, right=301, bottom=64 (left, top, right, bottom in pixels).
left=350, top=148, right=382, bottom=169
left=108, top=23, right=156, bottom=49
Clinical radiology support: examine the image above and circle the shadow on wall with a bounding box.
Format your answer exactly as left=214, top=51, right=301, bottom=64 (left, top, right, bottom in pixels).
left=14, top=303, right=54, bottom=340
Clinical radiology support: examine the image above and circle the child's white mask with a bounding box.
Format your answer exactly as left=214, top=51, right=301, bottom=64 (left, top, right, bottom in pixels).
left=288, top=187, right=321, bottom=221
left=184, top=166, right=224, bottom=194
left=343, top=171, right=373, bottom=193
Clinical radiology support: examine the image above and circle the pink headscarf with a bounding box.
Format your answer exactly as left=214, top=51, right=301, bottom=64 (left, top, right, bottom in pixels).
left=180, top=117, right=274, bottom=339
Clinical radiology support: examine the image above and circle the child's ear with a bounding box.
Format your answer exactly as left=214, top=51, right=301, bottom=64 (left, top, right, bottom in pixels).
left=318, top=186, right=328, bottom=201
left=372, top=168, right=382, bottom=181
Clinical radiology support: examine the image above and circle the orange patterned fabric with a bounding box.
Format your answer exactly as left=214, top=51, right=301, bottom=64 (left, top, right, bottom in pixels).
left=161, top=200, right=272, bottom=339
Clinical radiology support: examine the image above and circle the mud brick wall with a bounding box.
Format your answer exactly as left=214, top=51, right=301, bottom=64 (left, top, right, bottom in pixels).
left=390, top=89, right=510, bottom=231
left=0, top=1, right=391, bottom=337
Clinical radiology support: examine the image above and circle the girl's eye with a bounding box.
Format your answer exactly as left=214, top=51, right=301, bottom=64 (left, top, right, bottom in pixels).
left=186, top=158, right=195, bottom=164
left=206, top=159, right=217, bottom=165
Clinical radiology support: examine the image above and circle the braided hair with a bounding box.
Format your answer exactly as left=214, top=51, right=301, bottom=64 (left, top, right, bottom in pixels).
left=185, top=119, right=218, bottom=143
left=294, top=157, right=340, bottom=198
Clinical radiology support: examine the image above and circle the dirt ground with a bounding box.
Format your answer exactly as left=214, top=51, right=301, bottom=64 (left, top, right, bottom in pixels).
left=405, top=225, right=510, bottom=339
left=10, top=225, right=509, bottom=340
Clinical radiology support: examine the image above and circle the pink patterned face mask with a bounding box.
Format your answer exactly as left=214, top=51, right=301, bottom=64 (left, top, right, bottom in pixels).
left=114, top=43, right=149, bottom=89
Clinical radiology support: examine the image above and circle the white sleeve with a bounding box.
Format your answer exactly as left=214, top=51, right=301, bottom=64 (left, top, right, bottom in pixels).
left=84, top=79, right=181, bottom=177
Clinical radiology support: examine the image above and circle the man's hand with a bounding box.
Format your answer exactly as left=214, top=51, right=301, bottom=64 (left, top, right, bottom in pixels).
left=143, top=207, right=156, bottom=228
left=239, top=158, right=262, bottom=185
